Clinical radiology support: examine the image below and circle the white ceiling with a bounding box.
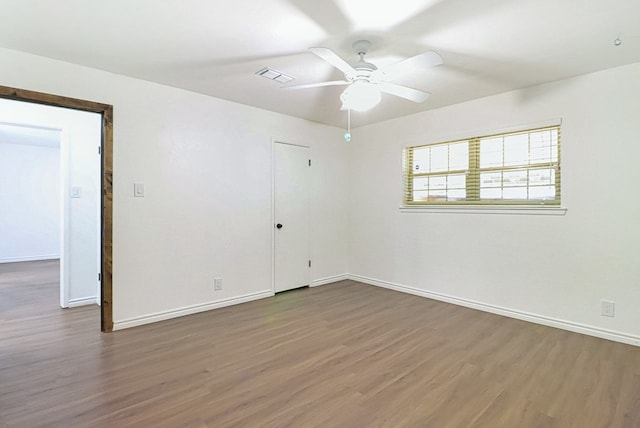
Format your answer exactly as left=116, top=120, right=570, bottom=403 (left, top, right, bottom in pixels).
left=0, top=0, right=638, bottom=128
left=0, top=121, right=60, bottom=148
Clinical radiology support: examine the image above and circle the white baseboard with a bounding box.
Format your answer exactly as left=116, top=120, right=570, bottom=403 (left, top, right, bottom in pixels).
left=67, top=296, right=98, bottom=308
left=0, top=255, right=60, bottom=263
left=311, top=273, right=349, bottom=287
left=113, top=290, right=274, bottom=331
left=348, top=274, right=640, bottom=347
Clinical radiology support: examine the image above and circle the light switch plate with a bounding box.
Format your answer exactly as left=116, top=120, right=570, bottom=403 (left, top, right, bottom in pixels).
left=71, top=186, right=82, bottom=198
left=134, top=183, right=144, bottom=197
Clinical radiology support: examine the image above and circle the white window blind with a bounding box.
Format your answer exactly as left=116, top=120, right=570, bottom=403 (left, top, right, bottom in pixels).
left=404, top=125, right=561, bottom=206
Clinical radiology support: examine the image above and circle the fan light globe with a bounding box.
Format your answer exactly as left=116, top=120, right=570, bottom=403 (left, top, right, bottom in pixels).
left=340, top=82, right=381, bottom=112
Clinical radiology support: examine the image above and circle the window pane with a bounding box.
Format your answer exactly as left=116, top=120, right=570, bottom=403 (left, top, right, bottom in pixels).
left=449, top=142, right=469, bottom=171
left=503, top=170, right=527, bottom=187
left=413, top=177, right=428, bottom=190
left=448, top=174, right=466, bottom=189
left=529, top=168, right=554, bottom=186
left=480, top=172, right=501, bottom=188
left=503, top=187, right=528, bottom=199
left=480, top=137, right=503, bottom=168
left=447, top=189, right=466, bottom=201
left=480, top=188, right=502, bottom=199
left=530, top=131, right=554, bottom=164
left=503, top=134, right=528, bottom=166
left=530, top=146, right=552, bottom=164
left=413, top=147, right=430, bottom=173
left=430, top=145, right=449, bottom=173
left=429, top=175, right=446, bottom=190
left=412, top=190, right=429, bottom=202
left=428, top=190, right=447, bottom=202
left=530, top=186, right=555, bottom=200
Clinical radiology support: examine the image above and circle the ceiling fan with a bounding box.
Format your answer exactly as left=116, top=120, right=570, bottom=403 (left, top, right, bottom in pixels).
left=285, top=40, right=443, bottom=112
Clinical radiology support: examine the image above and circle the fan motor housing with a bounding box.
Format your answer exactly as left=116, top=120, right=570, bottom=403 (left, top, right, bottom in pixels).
left=347, top=40, right=377, bottom=82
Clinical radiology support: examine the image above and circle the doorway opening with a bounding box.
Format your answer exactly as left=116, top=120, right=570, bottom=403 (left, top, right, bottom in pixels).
left=0, top=86, right=113, bottom=332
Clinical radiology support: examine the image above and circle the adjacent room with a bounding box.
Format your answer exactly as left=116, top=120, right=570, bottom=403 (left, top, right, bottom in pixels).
left=1, top=0, right=639, bottom=426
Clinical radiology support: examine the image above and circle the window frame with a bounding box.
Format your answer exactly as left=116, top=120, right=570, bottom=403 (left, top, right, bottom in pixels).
left=404, top=125, right=561, bottom=207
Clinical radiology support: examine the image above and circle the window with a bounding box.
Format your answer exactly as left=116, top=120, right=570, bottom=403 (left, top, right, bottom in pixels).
left=404, top=125, right=560, bottom=206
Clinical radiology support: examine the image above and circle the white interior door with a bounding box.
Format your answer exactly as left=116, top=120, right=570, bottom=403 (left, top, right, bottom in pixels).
left=274, top=142, right=310, bottom=293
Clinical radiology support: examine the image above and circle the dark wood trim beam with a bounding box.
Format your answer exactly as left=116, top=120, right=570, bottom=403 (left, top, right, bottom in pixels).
left=0, top=85, right=114, bottom=332
left=0, top=86, right=111, bottom=113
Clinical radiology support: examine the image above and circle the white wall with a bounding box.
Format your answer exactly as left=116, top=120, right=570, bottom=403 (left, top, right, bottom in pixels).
left=0, top=129, right=60, bottom=262
left=8, top=45, right=634, bottom=345
left=349, top=62, right=640, bottom=345
left=0, top=100, right=102, bottom=306
left=0, top=47, right=349, bottom=328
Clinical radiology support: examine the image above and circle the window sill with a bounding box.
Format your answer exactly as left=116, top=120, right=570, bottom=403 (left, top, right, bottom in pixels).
left=399, top=205, right=567, bottom=216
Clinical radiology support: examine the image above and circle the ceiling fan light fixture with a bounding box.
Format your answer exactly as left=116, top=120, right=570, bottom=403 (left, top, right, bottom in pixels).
left=295, top=43, right=442, bottom=112
left=340, top=82, right=381, bottom=112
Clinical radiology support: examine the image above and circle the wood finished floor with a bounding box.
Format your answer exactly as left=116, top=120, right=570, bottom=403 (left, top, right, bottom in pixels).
left=1, top=261, right=640, bottom=427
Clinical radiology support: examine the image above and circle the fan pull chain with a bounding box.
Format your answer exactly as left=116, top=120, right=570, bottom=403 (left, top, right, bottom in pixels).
left=344, top=109, right=352, bottom=143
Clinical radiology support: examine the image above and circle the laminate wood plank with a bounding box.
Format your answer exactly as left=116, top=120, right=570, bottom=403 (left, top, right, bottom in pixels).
left=2, top=261, right=640, bottom=427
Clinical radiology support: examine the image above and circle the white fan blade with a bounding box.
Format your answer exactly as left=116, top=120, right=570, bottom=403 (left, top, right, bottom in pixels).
left=377, top=51, right=443, bottom=79
left=283, top=80, right=350, bottom=90
left=309, top=47, right=355, bottom=75
left=377, top=82, right=430, bottom=103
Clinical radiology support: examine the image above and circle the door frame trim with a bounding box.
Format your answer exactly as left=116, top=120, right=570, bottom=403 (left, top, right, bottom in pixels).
left=0, top=85, right=114, bottom=332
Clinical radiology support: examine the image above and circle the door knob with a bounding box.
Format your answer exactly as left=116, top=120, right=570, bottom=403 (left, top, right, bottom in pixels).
left=276, top=223, right=283, bottom=229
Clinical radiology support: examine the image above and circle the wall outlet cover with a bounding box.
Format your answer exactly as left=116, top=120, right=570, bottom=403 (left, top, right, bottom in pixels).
left=601, top=300, right=615, bottom=317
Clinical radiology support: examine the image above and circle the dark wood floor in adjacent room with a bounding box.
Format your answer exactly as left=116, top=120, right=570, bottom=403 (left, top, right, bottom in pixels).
left=1, top=260, right=640, bottom=427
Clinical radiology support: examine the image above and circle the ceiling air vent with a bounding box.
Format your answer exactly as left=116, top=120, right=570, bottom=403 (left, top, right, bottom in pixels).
left=255, top=67, right=294, bottom=84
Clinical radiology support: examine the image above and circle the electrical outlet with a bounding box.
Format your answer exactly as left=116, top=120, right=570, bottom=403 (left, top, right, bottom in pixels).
left=601, top=300, right=615, bottom=317
left=214, top=277, right=223, bottom=291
